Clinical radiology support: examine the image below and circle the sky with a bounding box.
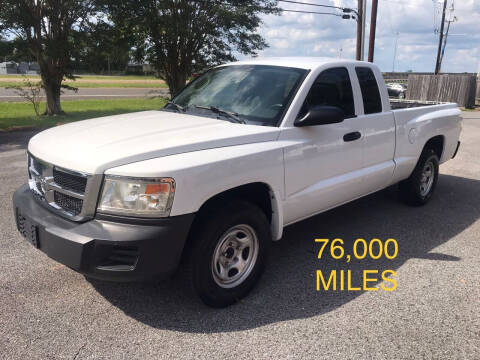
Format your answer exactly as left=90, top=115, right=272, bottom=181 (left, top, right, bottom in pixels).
left=252, top=0, right=480, bottom=73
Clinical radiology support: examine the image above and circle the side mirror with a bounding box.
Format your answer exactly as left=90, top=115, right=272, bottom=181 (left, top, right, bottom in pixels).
left=294, top=105, right=345, bottom=127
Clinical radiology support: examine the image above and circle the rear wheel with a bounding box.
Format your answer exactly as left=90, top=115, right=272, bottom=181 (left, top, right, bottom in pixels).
left=399, top=148, right=439, bottom=206
left=190, top=200, right=270, bottom=307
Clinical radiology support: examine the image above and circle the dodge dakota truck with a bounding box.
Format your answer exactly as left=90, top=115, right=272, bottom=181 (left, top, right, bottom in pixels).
left=13, top=58, right=462, bottom=307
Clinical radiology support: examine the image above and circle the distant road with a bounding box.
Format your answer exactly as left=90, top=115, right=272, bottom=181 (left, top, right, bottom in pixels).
left=0, top=87, right=169, bottom=102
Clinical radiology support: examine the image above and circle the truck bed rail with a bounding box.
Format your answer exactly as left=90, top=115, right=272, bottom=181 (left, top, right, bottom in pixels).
left=390, top=99, right=450, bottom=109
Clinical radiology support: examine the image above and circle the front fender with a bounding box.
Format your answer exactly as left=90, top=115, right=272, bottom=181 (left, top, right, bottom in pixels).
left=104, top=142, right=286, bottom=240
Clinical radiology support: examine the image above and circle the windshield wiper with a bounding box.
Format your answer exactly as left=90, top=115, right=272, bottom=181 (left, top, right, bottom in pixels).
left=165, top=101, right=185, bottom=112
left=194, top=105, right=245, bottom=124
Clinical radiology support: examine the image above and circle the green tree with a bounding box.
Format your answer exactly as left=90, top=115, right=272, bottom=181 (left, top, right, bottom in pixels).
left=0, top=37, right=36, bottom=63
left=11, top=37, right=37, bottom=62
left=102, top=0, right=279, bottom=96
left=0, top=1, right=98, bottom=115
left=0, top=36, right=14, bottom=62
left=70, top=23, right=132, bottom=74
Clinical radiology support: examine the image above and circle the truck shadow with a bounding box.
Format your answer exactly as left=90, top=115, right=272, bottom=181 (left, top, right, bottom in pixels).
left=0, top=130, right=38, bottom=152
left=89, top=174, right=479, bottom=333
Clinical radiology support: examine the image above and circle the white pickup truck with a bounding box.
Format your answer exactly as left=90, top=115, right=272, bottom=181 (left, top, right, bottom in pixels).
left=13, top=57, right=462, bottom=307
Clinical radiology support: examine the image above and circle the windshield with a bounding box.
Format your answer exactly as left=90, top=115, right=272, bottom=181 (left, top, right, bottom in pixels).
left=167, top=65, right=307, bottom=126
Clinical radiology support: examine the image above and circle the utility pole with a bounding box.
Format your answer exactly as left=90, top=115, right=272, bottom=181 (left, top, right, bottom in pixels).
left=368, top=0, right=379, bottom=62
left=361, top=0, right=367, bottom=60
left=356, top=0, right=364, bottom=60
left=438, top=2, right=457, bottom=73
left=438, top=16, right=456, bottom=72
left=392, top=32, right=399, bottom=72
left=435, top=0, right=447, bottom=74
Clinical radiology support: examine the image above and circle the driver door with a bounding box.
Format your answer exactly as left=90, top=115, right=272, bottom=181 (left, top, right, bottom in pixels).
left=281, top=66, right=365, bottom=225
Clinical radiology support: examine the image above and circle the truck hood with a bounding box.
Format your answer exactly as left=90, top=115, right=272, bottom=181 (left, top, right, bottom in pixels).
left=28, top=111, right=280, bottom=174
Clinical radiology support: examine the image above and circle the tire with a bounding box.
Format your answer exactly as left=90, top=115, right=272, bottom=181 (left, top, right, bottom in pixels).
left=190, top=199, right=271, bottom=307
left=398, top=92, right=405, bottom=99
left=399, top=148, right=439, bottom=206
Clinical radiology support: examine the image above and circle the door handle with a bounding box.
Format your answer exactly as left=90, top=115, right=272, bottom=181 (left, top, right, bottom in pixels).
left=343, top=131, right=362, bottom=142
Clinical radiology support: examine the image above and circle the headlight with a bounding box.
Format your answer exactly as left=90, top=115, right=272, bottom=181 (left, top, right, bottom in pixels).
left=97, top=176, right=175, bottom=217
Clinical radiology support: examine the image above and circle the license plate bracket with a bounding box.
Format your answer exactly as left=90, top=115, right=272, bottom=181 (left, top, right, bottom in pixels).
left=17, top=211, right=40, bottom=248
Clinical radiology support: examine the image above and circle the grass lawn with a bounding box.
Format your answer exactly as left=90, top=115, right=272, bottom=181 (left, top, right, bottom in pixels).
left=0, top=97, right=167, bottom=130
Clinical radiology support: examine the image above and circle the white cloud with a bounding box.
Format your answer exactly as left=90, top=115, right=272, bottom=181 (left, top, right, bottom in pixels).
left=253, top=0, right=480, bottom=73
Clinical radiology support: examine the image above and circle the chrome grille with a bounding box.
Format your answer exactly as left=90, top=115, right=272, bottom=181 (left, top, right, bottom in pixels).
left=31, top=156, right=46, bottom=174
left=27, top=154, right=103, bottom=221
left=53, top=168, right=87, bottom=193
left=53, top=191, right=83, bottom=216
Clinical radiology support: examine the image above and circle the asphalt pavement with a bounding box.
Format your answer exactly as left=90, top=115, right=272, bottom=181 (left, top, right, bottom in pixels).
left=0, top=87, right=169, bottom=101
left=0, top=113, right=479, bottom=359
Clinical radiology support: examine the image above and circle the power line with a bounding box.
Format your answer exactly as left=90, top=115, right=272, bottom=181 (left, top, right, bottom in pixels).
left=202, top=0, right=357, bottom=20
left=197, top=0, right=356, bottom=18
left=280, top=9, right=344, bottom=17
left=192, top=0, right=357, bottom=16
left=278, top=0, right=341, bottom=10
left=278, top=0, right=358, bottom=15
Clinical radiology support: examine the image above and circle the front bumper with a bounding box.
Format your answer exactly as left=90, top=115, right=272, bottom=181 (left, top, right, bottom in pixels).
left=13, top=184, right=195, bottom=281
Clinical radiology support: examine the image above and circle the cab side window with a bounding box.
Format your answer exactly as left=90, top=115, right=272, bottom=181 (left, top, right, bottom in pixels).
left=298, top=67, right=355, bottom=119
left=355, top=67, right=382, bottom=114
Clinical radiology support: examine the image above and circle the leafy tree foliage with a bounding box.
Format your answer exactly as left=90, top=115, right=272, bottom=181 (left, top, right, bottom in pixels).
left=70, top=23, right=132, bottom=74
left=0, top=1, right=98, bottom=115
left=0, top=37, right=36, bottom=63
left=102, top=0, right=280, bottom=96
left=0, top=36, right=14, bottom=61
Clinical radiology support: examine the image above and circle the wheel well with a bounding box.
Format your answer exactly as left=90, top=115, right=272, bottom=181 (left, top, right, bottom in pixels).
left=196, top=183, right=273, bottom=224
left=180, top=183, right=274, bottom=261
left=424, top=135, right=444, bottom=159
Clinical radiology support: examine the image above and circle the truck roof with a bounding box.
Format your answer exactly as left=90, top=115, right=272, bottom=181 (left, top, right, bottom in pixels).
left=224, top=57, right=374, bottom=71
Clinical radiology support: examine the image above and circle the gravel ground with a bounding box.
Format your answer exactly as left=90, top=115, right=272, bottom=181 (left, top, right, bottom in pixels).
left=0, top=113, right=479, bottom=359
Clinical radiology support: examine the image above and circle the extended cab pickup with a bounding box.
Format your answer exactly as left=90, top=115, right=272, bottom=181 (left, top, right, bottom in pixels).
left=13, top=58, right=462, bottom=307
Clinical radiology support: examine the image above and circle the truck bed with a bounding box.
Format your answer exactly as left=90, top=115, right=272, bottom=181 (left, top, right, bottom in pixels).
left=391, top=100, right=461, bottom=177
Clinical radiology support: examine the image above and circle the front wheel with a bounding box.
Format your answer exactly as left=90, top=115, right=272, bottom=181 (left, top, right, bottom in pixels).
left=399, top=148, right=439, bottom=206
left=190, top=200, right=270, bottom=307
